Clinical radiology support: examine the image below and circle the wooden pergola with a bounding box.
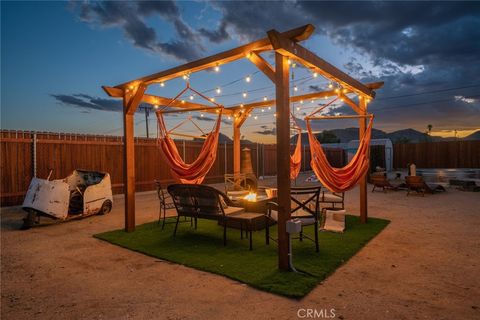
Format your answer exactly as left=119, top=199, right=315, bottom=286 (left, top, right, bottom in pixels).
left=103, top=24, right=383, bottom=270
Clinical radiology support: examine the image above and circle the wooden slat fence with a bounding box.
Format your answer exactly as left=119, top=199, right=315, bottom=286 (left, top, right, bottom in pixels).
left=393, top=141, right=480, bottom=169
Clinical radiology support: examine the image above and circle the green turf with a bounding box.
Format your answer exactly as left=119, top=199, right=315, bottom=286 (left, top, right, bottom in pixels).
left=94, top=215, right=389, bottom=298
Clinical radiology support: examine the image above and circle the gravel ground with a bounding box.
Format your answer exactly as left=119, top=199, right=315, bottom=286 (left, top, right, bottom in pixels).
left=1, top=174, right=479, bottom=319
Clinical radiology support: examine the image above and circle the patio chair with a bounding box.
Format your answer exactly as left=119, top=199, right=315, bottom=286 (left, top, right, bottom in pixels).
left=370, top=174, right=399, bottom=193
left=167, top=184, right=244, bottom=245
left=320, top=190, right=345, bottom=209
left=155, top=180, right=189, bottom=229
left=266, top=186, right=321, bottom=252
left=405, top=176, right=446, bottom=196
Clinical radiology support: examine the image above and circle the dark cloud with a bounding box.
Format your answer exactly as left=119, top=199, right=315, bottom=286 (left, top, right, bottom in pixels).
left=210, top=1, right=480, bottom=131
left=76, top=1, right=203, bottom=61
left=255, top=126, right=276, bottom=135
left=191, top=115, right=214, bottom=122
left=198, top=21, right=229, bottom=43
left=51, top=93, right=122, bottom=112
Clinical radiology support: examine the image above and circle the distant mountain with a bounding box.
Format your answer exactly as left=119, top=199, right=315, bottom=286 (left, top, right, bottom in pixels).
left=386, top=129, right=431, bottom=143
left=463, top=130, right=480, bottom=140
left=193, top=133, right=254, bottom=144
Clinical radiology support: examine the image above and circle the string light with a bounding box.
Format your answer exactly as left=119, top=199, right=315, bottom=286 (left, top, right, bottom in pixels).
left=254, top=116, right=258, bottom=120
left=153, top=105, right=159, bottom=109
left=359, top=96, right=363, bottom=100
left=311, top=99, right=315, bottom=103
left=210, top=97, right=215, bottom=102
left=300, top=100, right=304, bottom=104
left=263, top=96, right=267, bottom=101
left=200, top=113, right=204, bottom=117
left=182, top=74, right=189, bottom=80
left=245, top=75, right=251, bottom=83
left=214, top=63, right=220, bottom=72
left=181, top=100, right=185, bottom=104
left=294, top=85, right=298, bottom=92
left=160, top=82, right=165, bottom=87
left=296, top=106, right=300, bottom=111
left=242, top=92, right=247, bottom=98
left=328, top=82, right=333, bottom=89
left=189, top=95, right=194, bottom=100
left=246, top=52, right=252, bottom=58
left=240, top=104, right=244, bottom=108
left=274, top=113, right=277, bottom=117
left=268, top=106, right=271, bottom=110
left=342, top=88, right=348, bottom=94
left=248, top=114, right=252, bottom=118
left=313, top=72, right=318, bottom=78
left=216, top=87, right=221, bottom=94
left=228, top=116, right=231, bottom=120
left=261, top=108, right=265, bottom=112
left=335, top=88, right=340, bottom=93
left=287, top=58, right=292, bottom=65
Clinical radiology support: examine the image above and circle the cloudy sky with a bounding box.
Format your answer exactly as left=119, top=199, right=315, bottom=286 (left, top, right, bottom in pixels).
left=1, top=1, right=479, bottom=143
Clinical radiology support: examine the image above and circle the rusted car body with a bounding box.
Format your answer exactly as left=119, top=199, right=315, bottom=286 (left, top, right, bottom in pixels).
left=21, top=170, right=113, bottom=228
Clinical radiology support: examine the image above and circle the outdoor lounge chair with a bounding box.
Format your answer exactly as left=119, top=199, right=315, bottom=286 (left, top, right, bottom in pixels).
left=167, top=184, right=244, bottom=245
left=320, top=190, right=345, bottom=209
left=266, top=186, right=321, bottom=252
left=370, top=174, right=399, bottom=193
left=405, top=176, right=446, bottom=196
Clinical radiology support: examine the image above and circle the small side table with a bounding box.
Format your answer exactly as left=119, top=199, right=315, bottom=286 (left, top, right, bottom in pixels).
left=226, top=212, right=267, bottom=250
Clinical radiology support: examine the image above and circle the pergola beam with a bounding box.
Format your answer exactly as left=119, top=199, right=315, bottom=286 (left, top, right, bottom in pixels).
left=114, top=24, right=315, bottom=89
left=247, top=52, right=275, bottom=83
left=103, top=86, right=234, bottom=115
left=267, top=30, right=375, bottom=98
left=228, top=82, right=383, bottom=111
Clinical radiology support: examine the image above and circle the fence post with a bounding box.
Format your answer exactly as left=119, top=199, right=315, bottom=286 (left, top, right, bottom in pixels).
left=32, top=132, right=37, bottom=177
left=224, top=142, right=227, bottom=174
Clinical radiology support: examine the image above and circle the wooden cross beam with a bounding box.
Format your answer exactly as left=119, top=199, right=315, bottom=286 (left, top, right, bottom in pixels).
left=228, top=82, right=383, bottom=112
left=103, top=86, right=234, bottom=115
left=114, top=24, right=315, bottom=89
left=267, top=29, right=375, bottom=98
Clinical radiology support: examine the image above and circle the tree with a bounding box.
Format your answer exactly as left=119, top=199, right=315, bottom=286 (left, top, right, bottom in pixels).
left=317, top=131, right=340, bottom=143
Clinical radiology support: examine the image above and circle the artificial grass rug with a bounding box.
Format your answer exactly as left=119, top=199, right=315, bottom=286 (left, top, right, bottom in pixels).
left=95, top=215, right=389, bottom=298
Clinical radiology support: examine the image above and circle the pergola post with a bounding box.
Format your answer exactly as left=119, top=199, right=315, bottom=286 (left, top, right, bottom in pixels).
left=274, top=52, right=291, bottom=270
left=359, top=98, right=368, bottom=223
left=233, top=122, right=241, bottom=177
left=122, top=85, right=146, bottom=232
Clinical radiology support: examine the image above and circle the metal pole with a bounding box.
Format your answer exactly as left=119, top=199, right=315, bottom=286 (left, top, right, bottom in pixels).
left=256, top=143, right=259, bottom=177
left=144, top=107, right=150, bottom=138
left=33, top=132, right=37, bottom=177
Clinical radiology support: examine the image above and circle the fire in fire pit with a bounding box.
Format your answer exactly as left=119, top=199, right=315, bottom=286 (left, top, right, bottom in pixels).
left=243, top=192, right=257, bottom=202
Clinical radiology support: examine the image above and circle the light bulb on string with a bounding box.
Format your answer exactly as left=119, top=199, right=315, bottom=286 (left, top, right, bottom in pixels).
left=210, top=97, right=215, bottom=102
left=153, top=105, right=159, bottom=110
left=189, top=95, right=194, bottom=100
left=328, top=82, right=333, bottom=89
left=261, top=109, right=265, bottom=112
left=160, top=82, right=165, bottom=87
left=242, top=92, right=247, bottom=98
left=254, top=116, right=258, bottom=120
left=268, top=106, right=271, bottom=110
left=263, top=96, right=267, bottom=101
left=214, top=63, right=220, bottom=72
left=296, top=107, right=300, bottom=111
left=294, top=85, right=298, bottom=92
left=216, top=87, right=221, bottom=94
left=245, top=75, right=251, bottom=83
left=200, top=113, right=204, bottom=117
left=313, top=72, right=318, bottom=78
left=300, top=100, right=304, bottom=104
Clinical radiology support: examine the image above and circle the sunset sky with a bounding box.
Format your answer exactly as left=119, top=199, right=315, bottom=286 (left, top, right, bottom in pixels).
left=1, top=1, right=479, bottom=143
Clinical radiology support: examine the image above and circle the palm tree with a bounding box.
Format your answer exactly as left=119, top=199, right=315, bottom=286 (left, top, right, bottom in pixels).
left=427, top=124, right=433, bottom=136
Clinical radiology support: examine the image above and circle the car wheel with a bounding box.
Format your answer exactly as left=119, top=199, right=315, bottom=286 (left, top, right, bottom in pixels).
left=98, top=200, right=112, bottom=215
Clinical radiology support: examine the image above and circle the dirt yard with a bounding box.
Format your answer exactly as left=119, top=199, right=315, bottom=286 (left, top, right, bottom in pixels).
left=2, top=175, right=479, bottom=319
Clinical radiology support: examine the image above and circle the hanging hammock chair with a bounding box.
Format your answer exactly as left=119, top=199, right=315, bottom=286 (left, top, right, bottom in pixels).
left=290, top=114, right=302, bottom=180
left=155, top=83, right=223, bottom=184
left=306, top=115, right=374, bottom=192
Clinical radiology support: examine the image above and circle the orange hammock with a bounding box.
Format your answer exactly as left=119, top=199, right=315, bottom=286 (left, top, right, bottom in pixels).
left=306, top=117, right=374, bottom=192
left=156, top=110, right=223, bottom=184
left=290, top=128, right=302, bottom=180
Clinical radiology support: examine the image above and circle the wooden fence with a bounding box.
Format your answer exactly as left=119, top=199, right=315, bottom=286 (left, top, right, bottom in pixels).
left=0, top=130, right=345, bottom=206
left=393, top=141, right=480, bottom=169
